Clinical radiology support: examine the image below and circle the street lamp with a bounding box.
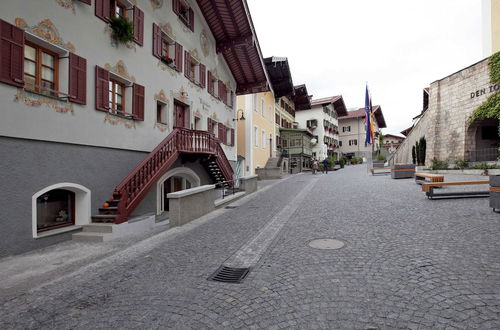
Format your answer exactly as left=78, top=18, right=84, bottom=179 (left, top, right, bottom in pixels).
left=232, top=109, right=245, bottom=121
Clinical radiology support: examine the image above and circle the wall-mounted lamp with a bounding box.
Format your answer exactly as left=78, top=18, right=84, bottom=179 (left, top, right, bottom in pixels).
left=232, top=109, right=245, bottom=121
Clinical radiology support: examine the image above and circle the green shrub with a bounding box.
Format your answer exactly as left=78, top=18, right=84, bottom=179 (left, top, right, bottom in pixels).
left=431, top=158, right=448, bottom=170
left=339, top=157, right=346, bottom=168
left=470, top=162, right=499, bottom=170
left=109, top=16, right=134, bottom=43
left=376, top=154, right=386, bottom=161
left=454, top=160, right=469, bottom=170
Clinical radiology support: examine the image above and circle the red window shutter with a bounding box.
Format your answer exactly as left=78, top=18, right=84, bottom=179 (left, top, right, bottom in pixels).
left=69, top=53, right=87, bottom=105
left=207, top=118, right=211, bottom=133
left=184, top=50, right=190, bottom=79
left=174, top=42, right=182, bottom=72
left=95, top=0, right=110, bottom=22
left=95, top=66, right=109, bottom=111
left=207, top=71, right=213, bottom=95
left=132, top=83, right=145, bottom=121
left=152, top=24, right=161, bottom=58
left=199, top=63, right=206, bottom=88
left=0, top=19, right=24, bottom=88
left=230, top=128, right=235, bottom=146
left=133, top=6, right=144, bottom=46
left=172, top=0, right=180, bottom=15
left=218, top=124, right=224, bottom=143
left=78, top=0, right=91, bottom=4
left=218, top=80, right=223, bottom=100
left=189, top=8, right=194, bottom=31
left=218, top=81, right=227, bottom=104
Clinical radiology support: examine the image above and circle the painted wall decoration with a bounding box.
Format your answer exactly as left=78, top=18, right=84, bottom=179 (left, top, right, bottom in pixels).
left=154, top=122, right=169, bottom=132
left=14, top=89, right=75, bottom=114
left=104, top=60, right=137, bottom=82
left=200, top=30, right=210, bottom=57
left=15, top=18, right=76, bottom=53
left=54, top=0, right=75, bottom=13
left=104, top=113, right=136, bottom=129
left=193, top=109, right=202, bottom=117
left=159, top=23, right=175, bottom=40
left=150, top=0, right=164, bottom=10
left=154, top=89, right=169, bottom=104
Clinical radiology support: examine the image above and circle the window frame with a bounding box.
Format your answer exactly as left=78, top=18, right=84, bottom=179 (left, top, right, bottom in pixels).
left=156, top=101, right=167, bottom=125
left=24, top=41, right=59, bottom=97
left=112, top=0, right=128, bottom=19
left=109, top=78, right=127, bottom=115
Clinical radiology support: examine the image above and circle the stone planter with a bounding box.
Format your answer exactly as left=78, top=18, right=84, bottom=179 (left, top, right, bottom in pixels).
left=373, top=161, right=385, bottom=168
left=391, top=163, right=416, bottom=179
left=489, top=175, right=500, bottom=212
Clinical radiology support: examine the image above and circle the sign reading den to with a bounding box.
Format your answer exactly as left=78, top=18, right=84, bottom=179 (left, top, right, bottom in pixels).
left=470, top=83, right=500, bottom=98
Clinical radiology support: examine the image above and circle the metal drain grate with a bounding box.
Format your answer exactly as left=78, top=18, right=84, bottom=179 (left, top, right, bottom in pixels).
left=224, top=205, right=238, bottom=209
left=208, top=266, right=250, bottom=283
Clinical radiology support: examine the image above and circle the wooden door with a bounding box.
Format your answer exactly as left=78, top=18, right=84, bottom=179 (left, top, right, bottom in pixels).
left=174, top=101, right=189, bottom=128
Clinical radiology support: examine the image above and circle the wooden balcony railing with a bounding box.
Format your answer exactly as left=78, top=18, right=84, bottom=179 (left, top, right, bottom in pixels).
left=114, top=128, right=233, bottom=223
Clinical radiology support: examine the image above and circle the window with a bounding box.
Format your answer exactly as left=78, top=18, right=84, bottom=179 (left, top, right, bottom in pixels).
left=339, top=140, right=342, bottom=147
left=253, top=94, right=258, bottom=112
left=349, top=139, right=357, bottom=146
left=112, top=0, right=127, bottom=18
left=261, top=99, right=265, bottom=117
left=173, top=0, right=194, bottom=31
left=153, top=24, right=182, bottom=72
left=24, top=42, right=58, bottom=97
left=109, top=79, right=126, bottom=114
left=343, top=126, right=351, bottom=132
left=275, top=113, right=280, bottom=125
left=254, top=126, right=258, bottom=147
left=269, top=106, right=273, bottom=122
left=156, top=101, right=167, bottom=124
left=36, top=189, right=75, bottom=233
left=207, top=72, right=218, bottom=97
left=262, top=130, right=266, bottom=149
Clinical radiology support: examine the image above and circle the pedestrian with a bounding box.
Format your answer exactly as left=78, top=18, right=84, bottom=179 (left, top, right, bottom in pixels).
left=312, top=158, right=319, bottom=174
left=322, top=158, right=329, bottom=174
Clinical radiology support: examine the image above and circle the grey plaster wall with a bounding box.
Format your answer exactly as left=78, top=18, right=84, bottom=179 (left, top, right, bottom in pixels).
left=0, top=137, right=213, bottom=258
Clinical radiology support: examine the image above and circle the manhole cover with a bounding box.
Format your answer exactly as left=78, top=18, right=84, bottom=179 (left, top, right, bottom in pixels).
left=308, top=238, right=345, bottom=250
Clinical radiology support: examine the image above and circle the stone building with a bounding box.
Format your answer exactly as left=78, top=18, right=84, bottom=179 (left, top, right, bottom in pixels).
left=0, top=0, right=268, bottom=256
left=392, top=57, right=500, bottom=166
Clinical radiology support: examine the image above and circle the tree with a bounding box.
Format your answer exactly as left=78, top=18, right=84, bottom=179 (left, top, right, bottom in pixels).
left=412, top=145, right=416, bottom=164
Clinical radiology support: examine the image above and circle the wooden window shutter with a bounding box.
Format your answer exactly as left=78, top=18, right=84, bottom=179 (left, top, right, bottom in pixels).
left=174, top=42, right=182, bottom=72
left=95, top=0, right=110, bottom=22
left=172, top=0, right=180, bottom=15
left=78, top=0, right=91, bottom=4
left=152, top=24, right=161, bottom=58
left=133, top=6, right=144, bottom=46
left=69, top=53, right=87, bottom=105
left=0, top=20, right=24, bottom=88
left=95, top=66, right=109, bottom=111
left=218, top=80, right=223, bottom=101
left=184, top=50, right=190, bottom=79
left=132, top=83, right=145, bottom=121
left=207, top=118, right=212, bottom=133
left=188, top=8, right=194, bottom=31
left=199, top=63, right=206, bottom=88
left=207, top=71, right=213, bottom=95
left=230, top=128, right=235, bottom=146
left=218, top=123, right=224, bottom=141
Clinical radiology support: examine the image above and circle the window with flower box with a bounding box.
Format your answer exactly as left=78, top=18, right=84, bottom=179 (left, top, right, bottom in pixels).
left=172, top=0, right=194, bottom=31
left=153, top=24, right=182, bottom=72
left=95, top=0, right=144, bottom=46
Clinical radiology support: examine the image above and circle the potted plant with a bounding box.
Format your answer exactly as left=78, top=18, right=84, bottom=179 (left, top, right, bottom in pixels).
left=373, top=154, right=386, bottom=168
left=109, top=16, right=134, bottom=44
left=162, top=55, right=174, bottom=66
left=339, top=157, right=346, bottom=168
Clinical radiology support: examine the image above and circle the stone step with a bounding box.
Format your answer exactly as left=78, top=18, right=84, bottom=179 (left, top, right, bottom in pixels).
left=72, top=232, right=111, bottom=242
left=91, top=215, right=116, bottom=223
left=82, top=223, right=114, bottom=233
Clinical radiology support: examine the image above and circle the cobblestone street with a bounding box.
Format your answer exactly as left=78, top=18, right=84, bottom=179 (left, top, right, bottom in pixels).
left=1, top=165, right=499, bottom=329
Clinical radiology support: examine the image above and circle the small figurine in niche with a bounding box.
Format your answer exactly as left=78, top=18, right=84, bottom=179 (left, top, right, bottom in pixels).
left=55, top=210, right=68, bottom=222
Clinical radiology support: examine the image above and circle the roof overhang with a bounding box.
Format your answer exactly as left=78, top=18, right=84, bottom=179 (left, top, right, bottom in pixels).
left=196, top=0, right=270, bottom=95
left=373, top=106, right=387, bottom=128
left=264, top=56, right=294, bottom=98
left=292, top=85, right=311, bottom=110
left=310, top=95, right=347, bottom=116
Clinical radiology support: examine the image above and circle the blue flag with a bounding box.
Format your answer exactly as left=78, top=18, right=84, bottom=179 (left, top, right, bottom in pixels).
left=364, top=85, right=371, bottom=145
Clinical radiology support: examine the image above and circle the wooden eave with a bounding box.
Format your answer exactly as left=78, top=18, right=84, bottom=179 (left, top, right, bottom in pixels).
left=196, top=0, right=270, bottom=95
left=293, top=84, right=312, bottom=110
left=264, top=57, right=294, bottom=98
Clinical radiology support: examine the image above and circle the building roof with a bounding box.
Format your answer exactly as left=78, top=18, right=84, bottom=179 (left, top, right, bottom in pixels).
left=196, top=0, right=270, bottom=95
left=339, top=106, right=387, bottom=128
left=383, top=134, right=405, bottom=140
left=292, top=84, right=312, bottom=110
left=310, top=95, right=347, bottom=116
left=280, top=127, right=314, bottom=137
left=263, top=56, right=294, bottom=98
left=400, top=126, right=413, bottom=136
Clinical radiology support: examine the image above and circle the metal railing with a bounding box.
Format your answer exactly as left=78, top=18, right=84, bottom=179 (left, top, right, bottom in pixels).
left=215, top=179, right=240, bottom=199
left=467, top=148, right=499, bottom=162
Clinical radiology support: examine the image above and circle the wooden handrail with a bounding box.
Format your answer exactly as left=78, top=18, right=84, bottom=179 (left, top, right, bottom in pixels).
left=113, top=128, right=233, bottom=223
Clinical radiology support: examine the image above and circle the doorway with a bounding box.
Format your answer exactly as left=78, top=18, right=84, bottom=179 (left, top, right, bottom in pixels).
left=173, top=100, right=190, bottom=128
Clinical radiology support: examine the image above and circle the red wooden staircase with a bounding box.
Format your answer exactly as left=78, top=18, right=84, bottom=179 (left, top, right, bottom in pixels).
left=92, top=128, right=234, bottom=224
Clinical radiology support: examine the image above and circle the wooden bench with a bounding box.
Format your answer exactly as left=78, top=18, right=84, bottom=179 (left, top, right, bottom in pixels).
left=370, top=167, right=391, bottom=175
left=415, top=172, right=444, bottom=184
left=422, top=180, right=490, bottom=199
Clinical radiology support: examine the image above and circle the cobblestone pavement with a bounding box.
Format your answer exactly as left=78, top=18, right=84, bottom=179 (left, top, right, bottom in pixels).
left=1, top=166, right=499, bottom=329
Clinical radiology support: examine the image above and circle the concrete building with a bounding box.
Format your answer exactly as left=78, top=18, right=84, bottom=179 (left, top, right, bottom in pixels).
left=392, top=58, right=500, bottom=166
left=482, top=0, right=500, bottom=57
left=0, top=0, right=269, bottom=256
left=294, top=96, right=347, bottom=161
left=338, top=106, right=387, bottom=159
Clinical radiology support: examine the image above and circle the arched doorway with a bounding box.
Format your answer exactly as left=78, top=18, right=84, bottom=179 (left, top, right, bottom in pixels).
left=466, top=119, right=500, bottom=161
left=32, top=183, right=91, bottom=238
left=156, top=167, right=201, bottom=215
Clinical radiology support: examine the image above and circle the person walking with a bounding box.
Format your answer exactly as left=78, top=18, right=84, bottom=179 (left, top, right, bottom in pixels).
left=322, top=158, right=329, bottom=174
left=312, top=158, right=319, bottom=174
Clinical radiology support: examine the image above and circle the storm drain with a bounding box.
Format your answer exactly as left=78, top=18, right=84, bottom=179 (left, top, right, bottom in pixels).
left=224, top=205, right=238, bottom=209
left=208, top=265, right=250, bottom=283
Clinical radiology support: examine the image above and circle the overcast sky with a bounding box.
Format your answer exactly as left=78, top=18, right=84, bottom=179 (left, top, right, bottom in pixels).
left=246, top=0, right=484, bottom=136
